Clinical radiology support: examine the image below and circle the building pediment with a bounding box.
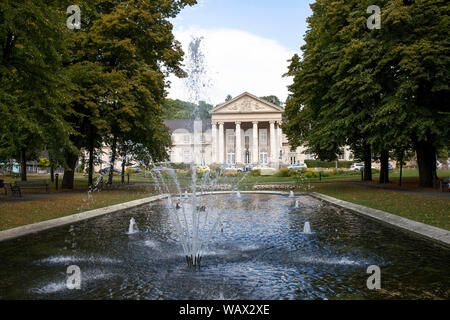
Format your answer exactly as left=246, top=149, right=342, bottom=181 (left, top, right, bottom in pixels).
left=210, top=92, right=284, bottom=114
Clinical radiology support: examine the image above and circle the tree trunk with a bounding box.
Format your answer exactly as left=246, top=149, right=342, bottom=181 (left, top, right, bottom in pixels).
left=108, top=135, right=117, bottom=185
left=88, top=127, right=95, bottom=187
left=62, top=151, right=78, bottom=189
left=50, top=164, right=55, bottom=182
left=415, top=140, right=437, bottom=188
left=121, top=155, right=126, bottom=184
left=399, top=150, right=404, bottom=187
left=20, top=148, right=27, bottom=181
left=379, top=150, right=390, bottom=184
left=363, top=142, right=372, bottom=181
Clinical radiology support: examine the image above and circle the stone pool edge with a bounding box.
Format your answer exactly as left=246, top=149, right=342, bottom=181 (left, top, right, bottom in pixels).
left=1, top=191, right=448, bottom=249
left=310, top=192, right=450, bottom=248
left=0, top=191, right=294, bottom=242
left=0, top=194, right=169, bottom=242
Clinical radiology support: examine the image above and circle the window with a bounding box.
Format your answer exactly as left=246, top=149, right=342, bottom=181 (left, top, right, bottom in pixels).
left=306, top=153, right=313, bottom=160
left=183, top=150, right=190, bottom=163
left=227, top=133, right=234, bottom=145
left=244, top=150, right=251, bottom=164
left=290, top=148, right=296, bottom=153
left=260, top=130, right=267, bottom=145
left=227, top=148, right=235, bottom=164
left=244, top=135, right=250, bottom=149
left=184, top=135, right=190, bottom=143
left=200, top=135, right=205, bottom=143
left=290, top=156, right=296, bottom=165
left=170, top=151, right=175, bottom=162
left=260, top=148, right=268, bottom=164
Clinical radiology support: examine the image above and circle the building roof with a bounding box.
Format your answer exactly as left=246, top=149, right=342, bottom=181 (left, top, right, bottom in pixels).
left=164, top=119, right=211, bottom=132
left=209, top=92, right=285, bottom=114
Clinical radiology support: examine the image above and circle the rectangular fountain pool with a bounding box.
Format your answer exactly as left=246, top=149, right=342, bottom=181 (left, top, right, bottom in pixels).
left=0, top=194, right=448, bottom=299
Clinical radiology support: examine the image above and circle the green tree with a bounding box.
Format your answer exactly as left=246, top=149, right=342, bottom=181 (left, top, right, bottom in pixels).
left=60, top=0, right=196, bottom=188
left=283, top=0, right=449, bottom=187
left=0, top=0, right=73, bottom=181
left=260, top=95, right=282, bottom=107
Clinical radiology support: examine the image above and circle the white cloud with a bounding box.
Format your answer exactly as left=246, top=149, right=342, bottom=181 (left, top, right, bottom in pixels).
left=167, top=27, right=294, bottom=106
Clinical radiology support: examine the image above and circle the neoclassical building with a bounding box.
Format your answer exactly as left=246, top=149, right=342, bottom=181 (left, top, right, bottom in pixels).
left=164, top=92, right=354, bottom=168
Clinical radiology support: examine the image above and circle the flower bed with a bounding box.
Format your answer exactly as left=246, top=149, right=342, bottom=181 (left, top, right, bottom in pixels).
left=252, top=184, right=302, bottom=190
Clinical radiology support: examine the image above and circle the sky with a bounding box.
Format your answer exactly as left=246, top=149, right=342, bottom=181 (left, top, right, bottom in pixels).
left=167, top=0, right=314, bottom=105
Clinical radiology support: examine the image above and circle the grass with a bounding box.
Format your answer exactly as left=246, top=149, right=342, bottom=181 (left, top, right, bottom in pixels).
left=0, top=169, right=449, bottom=231
left=0, top=186, right=154, bottom=231
left=311, top=184, right=450, bottom=230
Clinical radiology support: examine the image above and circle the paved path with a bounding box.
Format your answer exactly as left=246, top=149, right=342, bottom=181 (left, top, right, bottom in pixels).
left=0, top=183, right=157, bottom=204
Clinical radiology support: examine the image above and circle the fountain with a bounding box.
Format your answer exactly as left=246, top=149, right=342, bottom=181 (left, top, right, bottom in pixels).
left=128, top=218, right=139, bottom=234
left=295, top=200, right=299, bottom=208
left=236, top=191, right=241, bottom=198
left=289, top=190, right=294, bottom=198
left=303, top=221, right=312, bottom=234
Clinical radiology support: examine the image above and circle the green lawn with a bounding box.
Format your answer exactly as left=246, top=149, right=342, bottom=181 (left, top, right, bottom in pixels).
left=311, top=184, right=449, bottom=230
left=0, top=169, right=448, bottom=231
left=0, top=186, right=154, bottom=231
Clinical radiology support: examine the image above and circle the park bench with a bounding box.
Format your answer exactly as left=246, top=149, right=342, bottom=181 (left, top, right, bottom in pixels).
left=439, top=177, right=450, bottom=192
left=14, top=180, right=49, bottom=194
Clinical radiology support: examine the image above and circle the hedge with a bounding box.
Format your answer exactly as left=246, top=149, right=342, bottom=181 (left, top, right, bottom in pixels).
left=304, top=160, right=353, bottom=168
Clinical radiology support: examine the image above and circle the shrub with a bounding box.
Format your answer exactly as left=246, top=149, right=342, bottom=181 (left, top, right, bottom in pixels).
left=304, top=160, right=353, bottom=168
left=277, top=168, right=292, bottom=177
left=251, top=169, right=261, bottom=176
left=38, top=158, right=50, bottom=168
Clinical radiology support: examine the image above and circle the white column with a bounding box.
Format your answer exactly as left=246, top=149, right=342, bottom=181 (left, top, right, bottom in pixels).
left=235, top=122, right=242, bottom=165
left=270, top=121, right=276, bottom=164
left=277, top=121, right=283, bottom=163
left=252, top=121, right=259, bottom=164
left=211, top=122, right=217, bottom=163
left=218, top=121, right=224, bottom=164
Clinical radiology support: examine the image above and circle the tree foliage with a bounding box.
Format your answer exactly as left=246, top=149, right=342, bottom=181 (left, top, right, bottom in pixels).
left=283, top=0, right=449, bottom=187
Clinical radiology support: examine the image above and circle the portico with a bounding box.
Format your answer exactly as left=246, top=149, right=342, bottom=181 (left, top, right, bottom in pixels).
left=209, top=92, right=284, bottom=168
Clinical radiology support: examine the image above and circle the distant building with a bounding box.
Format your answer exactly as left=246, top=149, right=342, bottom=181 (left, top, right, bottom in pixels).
left=165, top=92, right=354, bottom=167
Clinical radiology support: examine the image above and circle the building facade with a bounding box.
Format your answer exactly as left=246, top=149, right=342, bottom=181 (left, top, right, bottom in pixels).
left=165, top=92, right=354, bottom=167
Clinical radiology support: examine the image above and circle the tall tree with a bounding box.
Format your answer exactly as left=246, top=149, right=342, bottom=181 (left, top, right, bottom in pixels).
left=60, top=0, right=196, bottom=188
left=0, top=0, right=73, bottom=181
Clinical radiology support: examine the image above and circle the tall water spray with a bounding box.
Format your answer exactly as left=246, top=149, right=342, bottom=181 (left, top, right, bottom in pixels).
left=147, top=37, right=218, bottom=269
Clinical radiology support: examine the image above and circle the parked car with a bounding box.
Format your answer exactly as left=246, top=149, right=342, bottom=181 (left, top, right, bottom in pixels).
left=243, top=164, right=254, bottom=172
left=287, top=163, right=307, bottom=170
left=99, top=167, right=121, bottom=174
left=350, top=163, right=377, bottom=171
left=349, top=163, right=364, bottom=171
left=220, top=165, right=238, bottom=176
left=127, top=166, right=141, bottom=173
left=153, top=166, right=175, bottom=173
left=252, top=165, right=276, bottom=171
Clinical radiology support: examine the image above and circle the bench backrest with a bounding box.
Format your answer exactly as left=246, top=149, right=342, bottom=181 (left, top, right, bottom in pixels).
left=14, top=180, right=48, bottom=186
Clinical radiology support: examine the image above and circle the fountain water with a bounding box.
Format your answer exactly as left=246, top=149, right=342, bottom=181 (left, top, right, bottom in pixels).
left=295, top=200, right=299, bottom=208
left=236, top=191, right=241, bottom=198
left=289, top=191, right=294, bottom=198
left=128, top=218, right=139, bottom=234
left=303, top=222, right=312, bottom=234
